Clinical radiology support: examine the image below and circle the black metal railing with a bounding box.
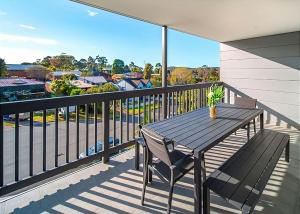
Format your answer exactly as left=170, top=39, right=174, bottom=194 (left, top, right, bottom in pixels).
left=0, top=82, right=221, bottom=195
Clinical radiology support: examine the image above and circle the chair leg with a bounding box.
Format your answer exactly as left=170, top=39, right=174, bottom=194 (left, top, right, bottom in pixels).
left=141, top=150, right=149, bottom=205
left=253, top=119, right=256, bottom=134
left=285, top=140, right=290, bottom=163
left=167, top=174, right=175, bottom=214
left=135, top=142, right=140, bottom=170
left=247, top=124, right=250, bottom=141
left=203, top=184, right=210, bottom=214
left=143, top=146, right=148, bottom=184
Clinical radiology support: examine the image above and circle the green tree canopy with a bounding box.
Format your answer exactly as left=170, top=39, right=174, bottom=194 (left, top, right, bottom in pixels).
left=112, top=59, right=125, bottom=74
left=143, top=63, right=153, bottom=79
left=154, top=63, right=162, bottom=74
left=50, top=53, right=76, bottom=71
left=50, top=79, right=77, bottom=96
left=0, top=58, right=7, bottom=77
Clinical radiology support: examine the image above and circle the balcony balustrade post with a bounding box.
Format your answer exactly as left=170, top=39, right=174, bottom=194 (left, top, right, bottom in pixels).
left=162, top=25, right=168, bottom=119
left=102, top=100, right=110, bottom=163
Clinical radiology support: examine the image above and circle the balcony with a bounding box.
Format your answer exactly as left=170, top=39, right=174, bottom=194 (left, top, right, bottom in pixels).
left=0, top=82, right=299, bottom=213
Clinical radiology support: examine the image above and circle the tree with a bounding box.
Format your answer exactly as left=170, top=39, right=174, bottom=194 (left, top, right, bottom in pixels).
left=74, top=58, right=87, bottom=71
left=169, top=67, right=193, bottom=85
left=70, top=88, right=83, bottom=96
left=50, top=79, right=77, bottom=96
left=26, top=65, right=49, bottom=81
left=154, top=63, right=162, bottom=74
left=131, top=66, right=142, bottom=73
left=143, top=63, right=153, bottom=79
left=50, top=53, right=75, bottom=71
left=61, top=73, right=77, bottom=81
left=87, top=56, right=97, bottom=74
left=0, top=58, right=7, bottom=77
left=112, top=59, right=125, bottom=74
left=40, top=56, right=52, bottom=67
left=95, top=55, right=107, bottom=71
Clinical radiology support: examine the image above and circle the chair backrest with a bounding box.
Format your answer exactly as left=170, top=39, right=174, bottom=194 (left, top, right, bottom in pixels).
left=234, top=97, right=257, bottom=108
left=141, top=128, right=172, bottom=166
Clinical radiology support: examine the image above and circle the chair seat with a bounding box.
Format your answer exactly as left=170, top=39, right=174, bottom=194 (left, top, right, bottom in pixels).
left=153, top=150, right=194, bottom=182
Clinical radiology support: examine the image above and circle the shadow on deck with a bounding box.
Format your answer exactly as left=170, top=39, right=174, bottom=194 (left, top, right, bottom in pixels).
left=0, top=124, right=299, bottom=214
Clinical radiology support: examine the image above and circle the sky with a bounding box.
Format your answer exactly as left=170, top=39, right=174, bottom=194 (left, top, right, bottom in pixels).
left=0, top=0, right=220, bottom=67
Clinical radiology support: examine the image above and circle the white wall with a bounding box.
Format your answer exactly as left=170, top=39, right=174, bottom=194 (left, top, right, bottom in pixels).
left=220, top=32, right=300, bottom=129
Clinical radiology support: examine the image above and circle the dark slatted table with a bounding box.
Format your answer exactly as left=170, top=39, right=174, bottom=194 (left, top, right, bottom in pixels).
left=143, top=103, right=263, bottom=214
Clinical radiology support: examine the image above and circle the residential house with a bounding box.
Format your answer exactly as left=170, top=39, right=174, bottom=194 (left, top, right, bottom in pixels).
left=80, top=76, right=108, bottom=86
left=6, top=64, right=46, bottom=78
left=117, top=78, right=152, bottom=91
left=47, top=71, right=81, bottom=80
left=0, top=78, right=45, bottom=101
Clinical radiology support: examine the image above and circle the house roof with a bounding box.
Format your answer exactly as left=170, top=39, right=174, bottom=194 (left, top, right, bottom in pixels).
left=0, top=78, right=44, bottom=88
left=73, top=0, right=300, bottom=42
left=7, top=64, right=45, bottom=71
left=51, top=71, right=81, bottom=76
left=80, top=76, right=107, bottom=84
left=70, top=80, right=93, bottom=89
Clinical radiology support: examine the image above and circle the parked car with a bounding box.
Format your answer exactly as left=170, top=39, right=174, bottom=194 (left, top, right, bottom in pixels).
left=79, top=137, right=120, bottom=158
left=58, top=106, right=76, bottom=118
left=9, top=112, right=30, bottom=120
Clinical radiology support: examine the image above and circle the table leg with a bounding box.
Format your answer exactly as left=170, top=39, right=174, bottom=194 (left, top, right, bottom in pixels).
left=260, top=112, right=264, bottom=131
left=194, top=152, right=203, bottom=214
left=148, top=151, right=153, bottom=183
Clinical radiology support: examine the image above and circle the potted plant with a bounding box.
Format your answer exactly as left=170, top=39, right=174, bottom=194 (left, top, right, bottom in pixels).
left=207, top=84, right=224, bottom=119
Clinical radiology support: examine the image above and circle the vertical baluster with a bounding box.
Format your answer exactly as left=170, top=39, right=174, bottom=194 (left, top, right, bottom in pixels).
left=55, top=108, right=58, bottom=167
left=85, top=104, right=89, bottom=156
left=76, top=106, right=80, bottom=159
left=187, top=90, right=190, bottom=112
left=43, top=110, right=47, bottom=171
left=138, top=97, right=141, bottom=128
left=167, top=93, right=171, bottom=118
left=66, top=107, right=69, bottom=163
left=0, top=114, right=3, bottom=186
left=143, top=96, right=147, bottom=125
left=29, top=112, right=33, bottom=176
left=94, top=103, right=98, bottom=152
left=120, top=99, right=123, bottom=144
left=158, top=94, right=161, bottom=121
left=102, top=101, right=109, bottom=163
left=227, top=87, right=230, bottom=104
left=183, top=90, right=187, bottom=112
left=113, top=101, right=116, bottom=146
left=148, top=95, right=151, bottom=123
left=172, top=92, right=175, bottom=117
left=153, top=95, right=156, bottom=122
left=15, top=114, right=19, bottom=181
left=126, top=98, right=129, bottom=141
left=176, top=91, right=179, bottom=115
left=133, top=97, right=136, bottom=138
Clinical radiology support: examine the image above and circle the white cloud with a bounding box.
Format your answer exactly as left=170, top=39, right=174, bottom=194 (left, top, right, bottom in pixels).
left=0, top=46, right=51, bottom=63
left=0, top=33, right=57, bottom=45
left=87, top=10, right=98, bottom=17
left=19, top=24, right=36, bottom=30
left=0, top=10, right=7, bottom=16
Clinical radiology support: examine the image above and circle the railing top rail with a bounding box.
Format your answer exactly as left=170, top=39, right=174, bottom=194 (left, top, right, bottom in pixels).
left=0, top=82, right=222, bottom=114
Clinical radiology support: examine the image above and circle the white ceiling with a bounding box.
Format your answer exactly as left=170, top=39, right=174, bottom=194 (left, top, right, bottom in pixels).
left=72, top=0, right=300, bottom=42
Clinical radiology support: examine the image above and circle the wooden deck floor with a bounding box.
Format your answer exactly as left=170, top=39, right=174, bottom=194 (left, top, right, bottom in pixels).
left=0, top=124, right=299, bottom=214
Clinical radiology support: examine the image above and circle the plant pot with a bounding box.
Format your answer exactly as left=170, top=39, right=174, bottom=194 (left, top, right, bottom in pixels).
left=209, top=106, right=217, bottom=119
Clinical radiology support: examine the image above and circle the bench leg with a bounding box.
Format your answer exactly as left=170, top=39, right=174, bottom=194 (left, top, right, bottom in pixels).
left=285, top=140, right=290, bottom=163
left=203, top=184, right=210, bottom=214
left=135, top=142, right=140, bottom=170
left=247, top=124, right=250, bottom=141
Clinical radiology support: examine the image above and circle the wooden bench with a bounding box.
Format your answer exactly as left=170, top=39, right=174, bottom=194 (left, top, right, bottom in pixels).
left=203, top=129, right=290, bottom=214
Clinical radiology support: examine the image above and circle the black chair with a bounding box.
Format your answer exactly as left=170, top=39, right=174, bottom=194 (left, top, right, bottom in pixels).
left=234, top=96, right=257, bottom=140
left=140, top=128, right=194, bottom=214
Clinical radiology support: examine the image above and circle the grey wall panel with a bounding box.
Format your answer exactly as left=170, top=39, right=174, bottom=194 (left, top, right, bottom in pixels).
left=222, top=32, right=299, bottom=51
left=221, top=31, right=300, bottom=129
left=221, top=68, right=300, bottom=81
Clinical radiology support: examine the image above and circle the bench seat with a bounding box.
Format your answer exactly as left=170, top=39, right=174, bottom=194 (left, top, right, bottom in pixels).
left=204, top=129, right=290, bottom=214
